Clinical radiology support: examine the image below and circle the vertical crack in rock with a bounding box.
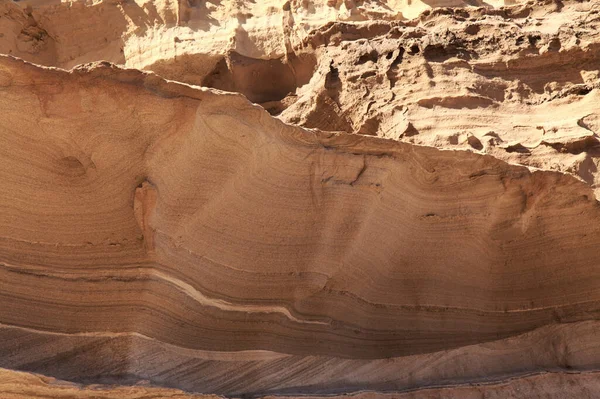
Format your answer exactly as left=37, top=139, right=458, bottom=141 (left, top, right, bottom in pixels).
left=134, top=180, right=158, bottom=254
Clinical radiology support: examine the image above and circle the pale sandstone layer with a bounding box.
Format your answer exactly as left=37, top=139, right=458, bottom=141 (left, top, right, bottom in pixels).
left=0, top=0, right=599, bottom=398
left=1, top=0, right=598, bottom=197
left=277, top=0, right=600, bottom=198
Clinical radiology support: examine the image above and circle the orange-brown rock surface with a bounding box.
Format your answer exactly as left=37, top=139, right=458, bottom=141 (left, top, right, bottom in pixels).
left=0, top=0, right=599, bottom=398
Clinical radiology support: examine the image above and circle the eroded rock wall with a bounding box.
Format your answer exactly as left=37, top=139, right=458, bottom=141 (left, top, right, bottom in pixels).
left=0, top=0, right=599, bottom=398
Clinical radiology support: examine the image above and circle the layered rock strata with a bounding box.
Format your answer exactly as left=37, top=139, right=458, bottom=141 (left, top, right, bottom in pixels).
left=0, top=0, right=599, bottom=398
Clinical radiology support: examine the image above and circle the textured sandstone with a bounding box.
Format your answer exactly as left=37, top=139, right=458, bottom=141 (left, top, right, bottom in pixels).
left=2, top=367, right=600, bottom=399
left=0, top=0, right=599, bottom=398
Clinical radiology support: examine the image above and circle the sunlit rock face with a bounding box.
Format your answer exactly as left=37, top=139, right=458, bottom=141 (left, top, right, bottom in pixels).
left=0, top=0, right=599, bottom=398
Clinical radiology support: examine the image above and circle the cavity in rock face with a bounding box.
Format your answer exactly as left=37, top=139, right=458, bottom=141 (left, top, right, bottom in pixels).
left=0, top=1, right=600, bottom=398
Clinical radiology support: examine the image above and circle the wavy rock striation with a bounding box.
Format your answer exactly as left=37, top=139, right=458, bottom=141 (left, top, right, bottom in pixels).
left=0, top=0, right=599, bottom=398
left=2, top=367, right=600, bottom=399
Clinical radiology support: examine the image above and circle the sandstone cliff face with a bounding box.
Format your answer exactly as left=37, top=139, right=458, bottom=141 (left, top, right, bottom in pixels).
left=0, top=0, right=599, bottom=398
